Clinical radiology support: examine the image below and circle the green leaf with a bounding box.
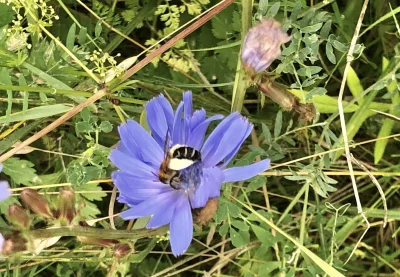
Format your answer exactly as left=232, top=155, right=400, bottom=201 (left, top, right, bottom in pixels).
left=320, top=20, right=331, bottom=40
left=251, top=224, right=277, bottom=247
left=79, top=200, right=102, bottom=219
left=95, top=20, right=103, bottom=38
left=230, top=227, right=249, bottom=248
left=231, top=220, right=249, bottom=231
left=325, top=42, right=336, bottom=64
left=78, top=27, right=87, bottom=45
left=79, top=183, right=107, bottom=201
left=66, top=23, right=76, bottom=50
left=266, top=2, right=280, bottom=18
left=0, top=3, right=14, bottom=28
left=262, top=123, right=272, bottom=144
left=2, top=157, right=41, bottom=186
left=99, top=121, right=113, bottom=133
left=346, top=66, right=364, bottom=105
left=274, top=110, right=282, bottom=137
left=374, top=57, right=400, bottom=164
left=80, top=107, right=92, bottom=121
left=306, top=87, right=327, bottom=100
left=302, top=23, right=323, bottom=33
left=247, top=176, right=266, bottom=192
left=76, top=122, right=94, bottom=133
left=219, top=222, right=229, bottom=236
left=0, top=104, right=73, bottom=124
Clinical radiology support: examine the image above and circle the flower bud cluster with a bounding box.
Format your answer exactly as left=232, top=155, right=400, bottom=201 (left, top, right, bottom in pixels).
left=85, top=50, right=122, bottom=79
left=5, top=0, right=59, bottom=51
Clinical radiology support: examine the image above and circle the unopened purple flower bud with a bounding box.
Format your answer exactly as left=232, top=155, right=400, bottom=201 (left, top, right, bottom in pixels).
left=113, top=243, right=132, bottom=259
left=1, top=233, right=27, bottom=256
left=241, top=19, right=291, bottom=75
left=8, top=204, right=31, bottom=229
left=21, top=188, right=53, bottom=219
left=57, top=188, right=76, bottom=225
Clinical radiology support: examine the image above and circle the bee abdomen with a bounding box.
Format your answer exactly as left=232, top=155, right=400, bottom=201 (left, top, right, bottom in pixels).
left=172, top=146, right=201, bottom=161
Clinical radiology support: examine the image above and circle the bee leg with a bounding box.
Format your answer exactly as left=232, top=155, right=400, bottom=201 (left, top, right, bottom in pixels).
left=169, top=171, right=181, bottom=189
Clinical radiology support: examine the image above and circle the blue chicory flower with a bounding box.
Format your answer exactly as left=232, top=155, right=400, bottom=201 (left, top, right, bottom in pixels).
left=110, top=91, right=270, bottom=256
left=0, top=164, right=10, bottom=202
left=0, top=163, right=11, bottom=253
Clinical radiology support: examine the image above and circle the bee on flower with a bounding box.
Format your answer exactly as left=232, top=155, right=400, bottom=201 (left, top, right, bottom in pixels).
left=109, top=91, right=270, bottom=256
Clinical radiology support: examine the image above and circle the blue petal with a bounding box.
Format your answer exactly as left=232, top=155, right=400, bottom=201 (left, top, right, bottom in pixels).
left=120, top=120, right=164, bottom=167
left=0, top=181, right=10, bottom=202
left=172, top=102, right=184, bottom=145
left=183, top=91, right=193, bottom=121
left=146, top=95, right=174, bottom=148
left=219, top=123, right=252, bottom=168
left=146, top=193, right=178, bottom=228
left=112, top=171, right=170, bottom=203
left=118, top=126, right=141, bottom=160
left=109, top=150, right=157, bottom=179
left=202, top=114, right=252, bottom=168
left=120, top=190, right=181, bottom=220
left=201, top=113, right=239, bottom=161
left=190, top=109, right=206, bottom=132
left=223, top=159, right=270, bottom=182
left=186, top=114, right=224, bottom=150
left=190, top=167, right=223, bottom=208
left=156, top=94, right=174, bottom=128
left=170, top=196, right=193, bottom=256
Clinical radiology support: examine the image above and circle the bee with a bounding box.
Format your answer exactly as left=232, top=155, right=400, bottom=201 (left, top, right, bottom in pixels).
left=159, top=141, right=202, bottom=189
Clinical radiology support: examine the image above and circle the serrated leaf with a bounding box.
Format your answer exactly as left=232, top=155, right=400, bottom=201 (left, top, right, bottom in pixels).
left=2, top=157, right=40, bottom=186
left=247, top=176, right=266, bottom=192
left=76, top=121, right=94, bottom=133
left=80, top=201, right=101, bottom=219
left=274, top=111, right=282, bottom=137
left=79, top=183, right=107, bottom=201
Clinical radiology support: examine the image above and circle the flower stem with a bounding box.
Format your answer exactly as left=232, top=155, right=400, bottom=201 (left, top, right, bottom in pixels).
left=30, top=226, right=168, bottom=240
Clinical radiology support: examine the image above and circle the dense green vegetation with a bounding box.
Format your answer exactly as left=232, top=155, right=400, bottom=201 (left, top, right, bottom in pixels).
left=0, top=0, right=399, bottom=276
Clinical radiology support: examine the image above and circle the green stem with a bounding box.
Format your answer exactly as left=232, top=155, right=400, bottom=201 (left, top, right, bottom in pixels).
left=29, top=226, right=168, bottom=240
left=0, top=85, right=145, bottom=105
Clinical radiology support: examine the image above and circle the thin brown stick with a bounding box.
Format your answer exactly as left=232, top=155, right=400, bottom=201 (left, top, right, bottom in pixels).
left=0, top=90, right=106, bottom=163
left=121, top=0, right=234, bottom=81
left=335, top=0, right=370, bottom=264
